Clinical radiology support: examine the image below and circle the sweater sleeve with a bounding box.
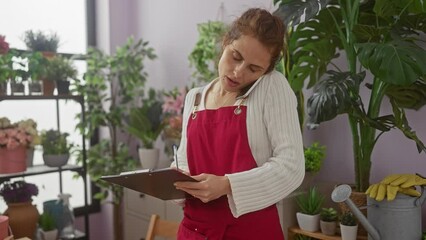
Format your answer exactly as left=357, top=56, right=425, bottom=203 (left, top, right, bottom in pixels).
left=226, top=71, right=305, bottom=217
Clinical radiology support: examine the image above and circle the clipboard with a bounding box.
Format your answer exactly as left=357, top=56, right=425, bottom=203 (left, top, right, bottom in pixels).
left=100, top=168, right=197, bottom=200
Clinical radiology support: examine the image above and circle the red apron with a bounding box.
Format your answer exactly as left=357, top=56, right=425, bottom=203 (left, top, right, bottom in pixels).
left=177, top=101, right=284, bottom=240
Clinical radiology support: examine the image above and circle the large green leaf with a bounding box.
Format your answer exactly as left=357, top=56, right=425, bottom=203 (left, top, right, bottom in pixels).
left=287, top=7, right=342, bottom=91
left=386, top=80, right=426, bottom=110
left=273, top=0, right=331, bottom=27
left=306, top=71, right=365, bottom=129
left=357, top=40, right=426, bottom=86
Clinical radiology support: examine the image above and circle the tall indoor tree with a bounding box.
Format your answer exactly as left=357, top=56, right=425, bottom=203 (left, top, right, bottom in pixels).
left=274, top=0, right=426, bottom=191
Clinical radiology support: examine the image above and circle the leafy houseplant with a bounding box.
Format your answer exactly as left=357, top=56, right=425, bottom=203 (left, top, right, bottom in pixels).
left=45, top=55, right=77, bottom=95
left=40, top=129, right=73, bottom=155
left=296, top=186, right=324, bottom=215
left=340, top=211, right=358, bottom=240
left=75, top=36, right=156, bottom=240
left=320, top=207, right=338, bottom=236
left=304, top=142, right=326, bottom=173
left=38, top=212, right=56, bottom=231
left=40, top=129, right=73, bottom=167
left=22, top=30, right=60, bottom=52
left=273, top=0, right=426, bottom=192
left=127, top=88, right=164, bottom=149
left=0, top=180, right=38, bottom=204
left=296, top=186, right=324, bottom=232
left=188, top=21, right=228, bottom=84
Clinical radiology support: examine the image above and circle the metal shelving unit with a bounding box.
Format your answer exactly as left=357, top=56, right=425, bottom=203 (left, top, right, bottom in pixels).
left=0, top=95, right=89, bottom=240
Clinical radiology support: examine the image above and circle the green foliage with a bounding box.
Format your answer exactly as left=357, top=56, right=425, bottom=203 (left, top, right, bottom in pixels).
left=127, top=88, right=164, bottom=149
left=45, top=55, right=77, bottom=81
left=304, top=142, right=326, bottom=173
left=296, top=186, right=324, bottom=215
left=74, top=36, right=156, bottom=205
left=41, top=129, right=73, bottom=155
left=188, top=21, right=228, bottom=84
left=320, top=207, right=338, bottom=222
left=22, top=30, right=60, bottom=52
left=273, top=0, right=426, bottom=192
left=39, top=212, right=56, bottom=231
left=340, top=212, right=357, bottom=226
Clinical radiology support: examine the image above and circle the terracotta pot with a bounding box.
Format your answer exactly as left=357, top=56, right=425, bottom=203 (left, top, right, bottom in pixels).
left=0, top=215, right=9, bottom=239
left=42, top=79, right=55, bottom=96
left=0, top=146, right=27, bottom=174
left=4, top=202, right=39, bottom=239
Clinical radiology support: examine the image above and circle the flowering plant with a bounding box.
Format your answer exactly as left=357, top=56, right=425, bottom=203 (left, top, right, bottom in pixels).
left=0, top=117, right=40, bottom=149
left=161, top=87, right=186, bottom=140
left=0, top=180, right=39, bottom=204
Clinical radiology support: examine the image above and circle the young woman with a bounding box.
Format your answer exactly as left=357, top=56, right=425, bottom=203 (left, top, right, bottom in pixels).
left=173, top=8, right=305, bottom=239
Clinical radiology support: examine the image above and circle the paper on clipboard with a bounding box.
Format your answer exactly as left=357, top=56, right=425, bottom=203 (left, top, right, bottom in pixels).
left=100, top=168, right=197, bottom=200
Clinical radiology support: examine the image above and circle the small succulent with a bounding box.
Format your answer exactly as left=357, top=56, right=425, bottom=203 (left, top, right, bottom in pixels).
left=320, top=207, right=338, bottom=222
left=340, top=211, right=357, bottom=226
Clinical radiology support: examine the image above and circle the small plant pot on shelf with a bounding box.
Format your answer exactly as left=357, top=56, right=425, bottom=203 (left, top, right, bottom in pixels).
left=340, top=223, right=358, bottom=240
left=296, top=212, right=320, bottom=232
left=320, top=220, right=336, bottom=236
left=43, top=154, right=69, bottom=167
left=40, top=228, right=58, bottom=240
left=56, top=80, right=71, bottom=95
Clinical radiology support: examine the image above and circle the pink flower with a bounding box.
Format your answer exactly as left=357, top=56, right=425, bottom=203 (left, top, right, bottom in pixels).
left=0, top=118, right=36, bottom=150
left=0, top=35, right=10, bottom=55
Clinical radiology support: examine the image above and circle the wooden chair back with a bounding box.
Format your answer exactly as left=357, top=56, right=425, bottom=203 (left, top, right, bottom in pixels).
left=145, top=214, right=180, bottom=240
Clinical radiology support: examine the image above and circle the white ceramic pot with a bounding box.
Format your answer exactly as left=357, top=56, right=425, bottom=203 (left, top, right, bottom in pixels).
left=296, top=212, right=320, bottom=232
left=340, top=223, right=358, bottom=240
left=138, top=148, right=159, bottom=169
left=41, top=229, right=58, bottom=240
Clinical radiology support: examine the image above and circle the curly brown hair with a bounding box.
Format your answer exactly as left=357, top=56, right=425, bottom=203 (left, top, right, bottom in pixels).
left=222, top=8, right=286, bottom=73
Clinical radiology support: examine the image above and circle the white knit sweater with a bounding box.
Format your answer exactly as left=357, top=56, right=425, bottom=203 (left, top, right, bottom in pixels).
left=172, top=70, right=305, bottom=217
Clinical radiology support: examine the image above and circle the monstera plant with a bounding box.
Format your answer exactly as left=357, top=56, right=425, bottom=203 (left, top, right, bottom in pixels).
left=274, top=0, right=426, bottom=191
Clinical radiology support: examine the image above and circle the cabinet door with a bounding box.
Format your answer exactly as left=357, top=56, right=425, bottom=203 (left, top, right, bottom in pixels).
left=124, top=189, right=166, bottom=218
left=124, top=213, right=149, bottom=240
left=165, top=200, right=184, bottom=222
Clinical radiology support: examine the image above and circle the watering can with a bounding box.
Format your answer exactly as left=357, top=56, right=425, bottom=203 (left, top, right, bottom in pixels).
left=331, top=184, right=426, bottom=240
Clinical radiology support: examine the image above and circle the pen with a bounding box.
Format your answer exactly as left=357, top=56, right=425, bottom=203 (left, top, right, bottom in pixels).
left=173, top=144, right=179, bottom=170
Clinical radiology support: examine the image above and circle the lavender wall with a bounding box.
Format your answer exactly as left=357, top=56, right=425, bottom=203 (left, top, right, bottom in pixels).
left=90, top=1, right=426, bottom=239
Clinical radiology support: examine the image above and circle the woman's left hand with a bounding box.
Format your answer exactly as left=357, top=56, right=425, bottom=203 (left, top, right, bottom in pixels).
left=174, top=173, right=231, bottom=203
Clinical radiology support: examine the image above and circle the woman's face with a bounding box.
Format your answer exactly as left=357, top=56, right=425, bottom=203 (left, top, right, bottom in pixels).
left=218, top=35, right=272, bottom=93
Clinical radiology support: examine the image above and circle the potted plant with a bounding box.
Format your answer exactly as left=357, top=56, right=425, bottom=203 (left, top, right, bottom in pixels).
left=0, top=117, right=36, bottom=173
left=320, top=207, right=338, bottom=236
left=127, top=88, right=164, bottom=169
left=38, top=212, right=58, bottom=240
left=0, top=180, right=39, bottom=239
left=273, top=0, right=426, bottom=193
left=188, top=21, right=228, bottom=84
left=16, top=118, right=41, bottom=167
left=22, top=30, right=60, bottom=53
left=45, top=55, right=77, bottom=95
left=74, top=36, right=156, bottom=240
left=299, top=142, right=326, bottom=190
left=295, top=186, right=324, bottom=232
left=340, top=211, right=358, bottom=240
left=40, top=129, right=73, bottom=167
